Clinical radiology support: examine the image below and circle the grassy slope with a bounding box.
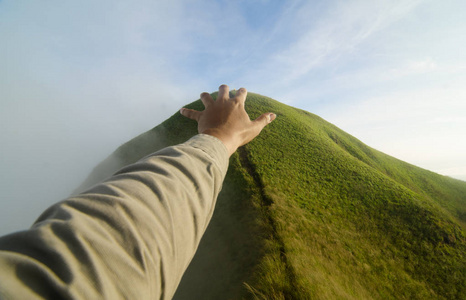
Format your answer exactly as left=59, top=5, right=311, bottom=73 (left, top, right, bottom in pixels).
left=241, top=93, right=466, bottom=299
left=79, top=92, right=466, bottom=299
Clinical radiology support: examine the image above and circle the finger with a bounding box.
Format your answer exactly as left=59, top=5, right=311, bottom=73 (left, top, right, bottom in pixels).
left=180, top=108, right=202, bottom=121
left=200, top=92, right=214, bottom=108
left=235, top=87, right=247, bottom=104
left=241, top=112, right=276, bottom=146
left=253, top=112, right=276, bottom=131
left=217, top=84, right=230, bottom=102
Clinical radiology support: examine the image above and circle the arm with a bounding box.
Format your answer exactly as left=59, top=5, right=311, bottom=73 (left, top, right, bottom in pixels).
left=0, top=85, right=275, bottom=299
left=0, top=135, right=229, bottom=299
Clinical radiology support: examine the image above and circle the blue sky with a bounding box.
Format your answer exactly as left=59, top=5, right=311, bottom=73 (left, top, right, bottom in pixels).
left=1, top=0, right=465, bottom=235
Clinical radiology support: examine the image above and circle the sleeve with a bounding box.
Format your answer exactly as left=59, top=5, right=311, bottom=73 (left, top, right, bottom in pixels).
left=0, top=134, right=230, bottom=300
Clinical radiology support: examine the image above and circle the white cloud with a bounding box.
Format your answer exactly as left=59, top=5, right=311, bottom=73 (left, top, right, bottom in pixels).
left=266, top=0, right=425, bottom=82
left=0, top=0, right=210, bottom=235
left=386, top=57, right=439, bottom=79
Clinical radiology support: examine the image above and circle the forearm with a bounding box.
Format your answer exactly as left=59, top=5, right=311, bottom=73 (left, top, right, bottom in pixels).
left=0, top=134, right=229, bottom=299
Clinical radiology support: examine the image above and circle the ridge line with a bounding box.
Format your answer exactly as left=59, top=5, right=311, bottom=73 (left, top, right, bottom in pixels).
left=237, top=146, right=298, bottom=298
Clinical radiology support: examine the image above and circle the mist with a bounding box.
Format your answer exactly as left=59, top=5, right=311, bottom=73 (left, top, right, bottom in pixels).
left=0, top=61, right=191, bottom=235
left=0, top=1, right=201, bottom=235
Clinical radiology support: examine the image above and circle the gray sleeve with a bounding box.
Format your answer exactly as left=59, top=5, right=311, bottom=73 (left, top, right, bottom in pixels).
left=0, top=134, right=229, bottom=300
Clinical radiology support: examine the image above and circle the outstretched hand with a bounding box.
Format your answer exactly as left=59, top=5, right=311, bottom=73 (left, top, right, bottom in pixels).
left=180, top=84, right=276, bottom=156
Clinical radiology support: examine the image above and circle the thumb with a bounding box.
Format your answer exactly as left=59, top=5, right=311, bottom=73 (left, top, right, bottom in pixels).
left=253, top=112, right=276, bottom=130
left=254, top=112, right=276, bottom=124
left=242, top=112, right=276, bottom=146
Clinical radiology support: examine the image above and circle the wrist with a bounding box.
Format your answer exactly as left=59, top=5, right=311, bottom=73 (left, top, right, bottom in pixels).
left=202, top=129, right=238, bottom=156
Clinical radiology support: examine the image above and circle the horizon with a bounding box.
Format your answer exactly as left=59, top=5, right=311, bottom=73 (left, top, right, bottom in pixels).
left=1, top=0, right=465, bottom=235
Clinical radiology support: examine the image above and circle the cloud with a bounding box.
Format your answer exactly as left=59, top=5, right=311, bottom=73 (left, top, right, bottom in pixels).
left=0, top=0, right=211, bottom=235
left=258, top=0, right=425, bottom=83
left=386, top=57, right=438, bottom=79
left=1, top=0, right=279, bottom=235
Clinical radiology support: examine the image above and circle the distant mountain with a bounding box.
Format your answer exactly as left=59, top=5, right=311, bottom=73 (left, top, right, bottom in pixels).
left=77, top=92, right=466, bottom=299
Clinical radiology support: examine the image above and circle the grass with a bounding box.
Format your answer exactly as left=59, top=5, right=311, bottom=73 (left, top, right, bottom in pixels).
left=79, top=92, right=466, bottom=299
left=240, top=93, right=466, bottom=299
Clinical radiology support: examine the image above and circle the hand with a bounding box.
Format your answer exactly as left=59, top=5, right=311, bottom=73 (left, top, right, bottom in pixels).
left=180, top=84, right=276, bottom=156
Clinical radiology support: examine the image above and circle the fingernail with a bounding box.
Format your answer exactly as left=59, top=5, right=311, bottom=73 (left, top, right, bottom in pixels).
left=179, top=108, right=185, bottom=114
left=268, top=113, right=276, bottom=123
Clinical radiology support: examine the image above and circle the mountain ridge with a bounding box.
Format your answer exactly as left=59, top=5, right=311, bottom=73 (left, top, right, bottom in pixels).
left=77, top=92, right=466, bottom=299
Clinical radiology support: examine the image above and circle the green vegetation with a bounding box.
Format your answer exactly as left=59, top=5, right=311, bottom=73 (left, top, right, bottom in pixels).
left=80, top=92, right=466, bottom=299
left=239, top=93, right=466, bottom=299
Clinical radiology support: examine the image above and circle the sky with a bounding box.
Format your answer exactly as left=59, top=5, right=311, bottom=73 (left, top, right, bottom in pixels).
left=1, top=0, right=465, bottom=235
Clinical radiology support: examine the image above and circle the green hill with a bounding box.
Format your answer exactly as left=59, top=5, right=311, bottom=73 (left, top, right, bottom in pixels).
left=77, top=92, right=466, bottom=299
